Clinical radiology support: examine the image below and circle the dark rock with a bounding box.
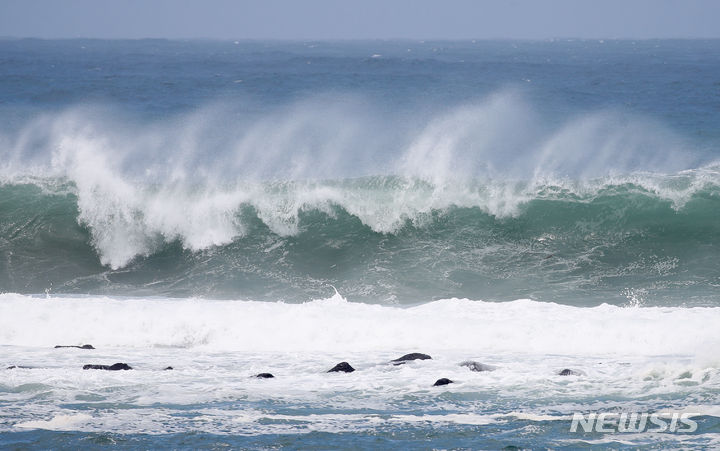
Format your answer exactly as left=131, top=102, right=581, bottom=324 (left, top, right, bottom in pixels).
left=327, top=362, right=355, bottom=373
left=459, top=361, right=496, bottom=372
left=255, top=373, right=275, bottom=378
left=558, top=368, right=583, bottom=376
left=433, top=378, right=454, bottom=386
left=391, top=353, right=432, bottom=365
left=7, top=365, right=33, bottom=369
left=83, top=363, right=132, bottom=371
left=55, top=344, right=95, bottom=349
left=163, top=366, right=174, bottom=370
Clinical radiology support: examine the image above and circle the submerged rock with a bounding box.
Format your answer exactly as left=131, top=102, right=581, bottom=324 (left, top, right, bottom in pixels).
left=55, top=344, right=95, bottom=349
left=328, top=362, right=355, bottom=373
left=433, top=378, right=454, bottom=386
left=558, top=368, right=583, bottom=376
left=459, top=361, right=496, bottom=372
left=6, top=365, right=34, bottom=370
left=391, top=353, right=432, bottom=365
left=83, top=363, right=132, bottom=371
left=255, top=373, right=275, bottom=379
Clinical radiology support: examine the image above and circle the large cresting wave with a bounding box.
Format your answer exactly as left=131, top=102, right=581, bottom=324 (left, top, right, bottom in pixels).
left=1, top=92, right=718, bottom=304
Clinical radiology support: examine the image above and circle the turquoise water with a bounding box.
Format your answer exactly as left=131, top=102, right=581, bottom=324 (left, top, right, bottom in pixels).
left=1, top=39, right=720, bottom=448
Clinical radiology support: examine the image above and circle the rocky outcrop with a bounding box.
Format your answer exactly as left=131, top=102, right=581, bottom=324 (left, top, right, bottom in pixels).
left=459, top=361, right=496, bottom=372
left=433, top=378, right=453, bottom=386
left=558, top=368, right=583, bottom=376
left=328, top=362, right=355, bottom=373
left=391, top=353, right=432, bottom=365
left=83, top=363, right=132, bottom=371
left=255, top=373, right=275, bottom=378
left=55, top=344, right=95, bottom=349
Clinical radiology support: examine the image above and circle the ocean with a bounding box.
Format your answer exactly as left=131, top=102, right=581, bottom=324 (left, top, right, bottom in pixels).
left=1, top=38, right=719, bottom=449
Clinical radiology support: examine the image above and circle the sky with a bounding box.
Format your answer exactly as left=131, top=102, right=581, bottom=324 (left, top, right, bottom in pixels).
left=1, top=0, right=719, bottom=40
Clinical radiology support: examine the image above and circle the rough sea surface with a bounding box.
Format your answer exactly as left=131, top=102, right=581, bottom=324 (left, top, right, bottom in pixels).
left=1, top=39, right=720, bottom=449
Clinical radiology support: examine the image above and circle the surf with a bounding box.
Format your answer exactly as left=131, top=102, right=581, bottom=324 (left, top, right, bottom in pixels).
left=2, top=292, right=719, bottom=355
left=1, top=91, right=718, bottom=304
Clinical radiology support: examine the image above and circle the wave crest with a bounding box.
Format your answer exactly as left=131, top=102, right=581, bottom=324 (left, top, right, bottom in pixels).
left=1, top=93, right=718, bottom=303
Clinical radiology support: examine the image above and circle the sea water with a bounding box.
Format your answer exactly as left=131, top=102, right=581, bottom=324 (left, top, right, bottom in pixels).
left=1, top=39, right=719, bottom=449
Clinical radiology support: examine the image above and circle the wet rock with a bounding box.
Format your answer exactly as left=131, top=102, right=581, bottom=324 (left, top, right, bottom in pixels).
left=433, top=378, right=453, bottom=386
left=558, top=368, right=583, bottom=376
left=391, top=353, right=432, bottom=365
left=163, top=366, right=174, bottom=370
left=459, top=361, right=496, bottom=372
left=83, top=363, right=132, bottom=371
left=328, top=362, right=355, bottom=373
left=55, top=344, right=95, bottom=349
left=7, top=365, right=33, bottom=370
left=255, top=373, right=275, bottom=378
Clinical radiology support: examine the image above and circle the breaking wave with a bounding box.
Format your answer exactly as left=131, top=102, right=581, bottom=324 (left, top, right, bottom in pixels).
left=1, top=92, right=718, bottom=304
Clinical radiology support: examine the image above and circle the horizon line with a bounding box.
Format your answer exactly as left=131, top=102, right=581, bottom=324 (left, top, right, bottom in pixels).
left=2, top=36, right=720, bottom=42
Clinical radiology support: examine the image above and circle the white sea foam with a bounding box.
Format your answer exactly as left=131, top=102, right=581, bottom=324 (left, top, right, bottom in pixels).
left=3, top=293, right=718, bottom=437
left=4, top=410, right=566, bottom=434
left=15, top=413, right=93, bottom=431
left=1, top=292, right=719, bottom=357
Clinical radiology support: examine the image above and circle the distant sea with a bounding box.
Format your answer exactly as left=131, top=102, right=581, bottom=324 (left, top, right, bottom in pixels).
left=1, top=39, right=719, bottom=449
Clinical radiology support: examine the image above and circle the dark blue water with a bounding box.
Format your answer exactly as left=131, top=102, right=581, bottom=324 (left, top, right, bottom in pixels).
left=1, top=39, right=718, bottom=130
